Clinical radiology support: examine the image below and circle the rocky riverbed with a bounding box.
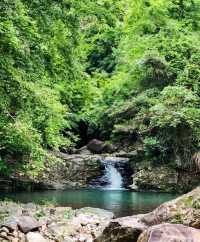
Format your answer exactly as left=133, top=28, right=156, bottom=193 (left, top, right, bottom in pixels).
left=1, top=187, right=200, bottom=242
left=0, top=203, right=114, bottom=242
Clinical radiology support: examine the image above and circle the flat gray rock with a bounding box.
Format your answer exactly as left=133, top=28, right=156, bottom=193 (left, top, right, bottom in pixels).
left=17, top=216, right=41, bottom=233
left=3, top=216, right=41, bottom=233
left=26, top=232, right=47, bottom=242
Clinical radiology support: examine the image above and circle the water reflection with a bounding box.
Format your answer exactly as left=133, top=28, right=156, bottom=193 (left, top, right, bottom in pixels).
left=0, top=189, right=177, bottom=217
left=101, top=190, right=123, bottom=212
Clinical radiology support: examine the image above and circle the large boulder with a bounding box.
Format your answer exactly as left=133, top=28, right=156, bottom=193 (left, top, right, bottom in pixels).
left=3, top=216, right=41, bottom=234
left=96, top=187, right=200, bottom=242
left=141, top=186, right=200, bottom=227
left=87, top=139, right=106, bottom=154
left=17, top=216, right=41, bottom=233
left=137, top=223, right=200, bottom=242
left=87, top=139, right=115, bottom=154
left=94, top=215, right=147, bottom=242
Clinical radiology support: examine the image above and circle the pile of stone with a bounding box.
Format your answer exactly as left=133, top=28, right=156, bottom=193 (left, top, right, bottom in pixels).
left=0, top=203, right=114, bottom=242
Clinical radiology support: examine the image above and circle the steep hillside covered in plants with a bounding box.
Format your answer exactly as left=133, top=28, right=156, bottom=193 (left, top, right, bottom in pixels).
left=85, top=0, right=200, bottom=173
left=0, top=0, right=124, bottom=176
left=1, top=0, right=200, bottom=186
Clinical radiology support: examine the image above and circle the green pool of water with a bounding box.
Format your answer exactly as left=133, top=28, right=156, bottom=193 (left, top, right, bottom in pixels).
left=0, top=189, right=177, bottom=217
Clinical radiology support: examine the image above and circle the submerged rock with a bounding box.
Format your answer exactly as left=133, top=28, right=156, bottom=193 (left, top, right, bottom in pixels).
left=137, top=223, right=200, bottom=242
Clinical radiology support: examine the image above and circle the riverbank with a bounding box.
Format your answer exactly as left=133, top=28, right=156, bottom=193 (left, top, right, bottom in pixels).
left=0, top=187, right=200, bottom=242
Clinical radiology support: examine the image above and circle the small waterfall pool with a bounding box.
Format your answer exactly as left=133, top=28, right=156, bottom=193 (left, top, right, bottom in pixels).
left=0, top=156, right=178, bottom=217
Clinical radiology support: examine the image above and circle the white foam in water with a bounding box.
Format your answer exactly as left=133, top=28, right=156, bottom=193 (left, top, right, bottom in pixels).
left=104, top=162, right=123, bottom=189
left=90, top=156, right=129, bottom=190
left=100, top=157, right=128, bottom=190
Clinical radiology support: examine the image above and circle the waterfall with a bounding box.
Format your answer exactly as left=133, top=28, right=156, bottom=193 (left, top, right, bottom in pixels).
left=103, top=159, right=123, bottom=189
left=90, top=156, right=129, bottom=190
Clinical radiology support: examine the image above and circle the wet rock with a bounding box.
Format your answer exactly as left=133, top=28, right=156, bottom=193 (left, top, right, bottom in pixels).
left=137, top=223, right=200, bottom=242
left=95, top=215, right=147, bottom=242
left=26, top=232, right=47, bottom=242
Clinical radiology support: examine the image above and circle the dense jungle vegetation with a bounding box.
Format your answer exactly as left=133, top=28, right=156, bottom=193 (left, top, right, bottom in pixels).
left=1, top=0, right=200, bottom=176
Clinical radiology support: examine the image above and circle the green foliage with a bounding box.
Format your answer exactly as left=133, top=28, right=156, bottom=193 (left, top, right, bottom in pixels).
left=86, top=0, right=200, bottom=169
left=1, top=0, right=200, bottom=174
left=63, top=209, right=75, bottom=220
left=143, top=137, right=166, bottom=163
left=0, top=0, right=82, bottom=174
left=0, top=0, right=124, bottom=175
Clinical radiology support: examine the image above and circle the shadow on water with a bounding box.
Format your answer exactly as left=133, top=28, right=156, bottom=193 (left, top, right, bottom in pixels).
left=0, top=189, right=177, bottom=217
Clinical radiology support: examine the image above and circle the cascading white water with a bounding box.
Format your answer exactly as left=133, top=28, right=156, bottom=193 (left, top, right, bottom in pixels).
left=104, top=162, right=123, bottom=189
left=100, top=157, right=129, bottom=190
left=89, top=156, right=129, bottom=190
